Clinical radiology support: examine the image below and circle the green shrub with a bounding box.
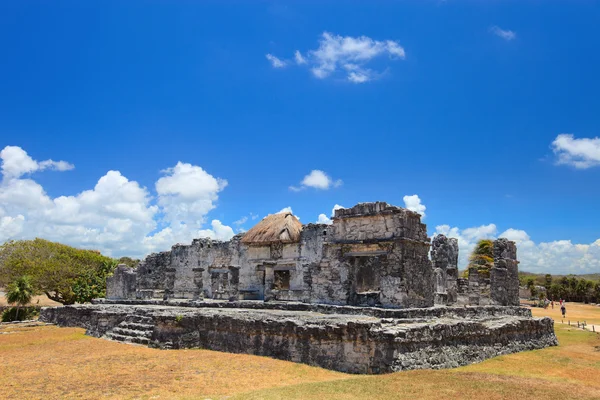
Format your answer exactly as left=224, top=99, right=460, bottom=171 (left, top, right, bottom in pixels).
left=1, top=306, right=40, bottom=322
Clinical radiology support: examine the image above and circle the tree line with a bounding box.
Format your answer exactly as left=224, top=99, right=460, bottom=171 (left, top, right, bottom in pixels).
left=520, top=273, right=600, bottom=303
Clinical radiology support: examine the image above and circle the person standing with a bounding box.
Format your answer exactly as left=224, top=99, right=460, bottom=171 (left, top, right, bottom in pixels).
left=561, top=303, right=566, bottom=318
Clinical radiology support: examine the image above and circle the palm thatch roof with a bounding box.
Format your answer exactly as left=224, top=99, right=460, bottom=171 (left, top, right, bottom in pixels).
left=241, top=212, right=302, bottom=245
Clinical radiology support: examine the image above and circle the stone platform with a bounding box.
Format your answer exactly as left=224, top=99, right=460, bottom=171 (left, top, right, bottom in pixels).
left=40, top=301, right=557, bottom=374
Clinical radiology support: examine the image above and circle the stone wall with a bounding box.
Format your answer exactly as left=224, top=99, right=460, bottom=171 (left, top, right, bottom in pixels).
left=106, top=201, right=520, bottom=310
left=491, top=238, right=520, bottom=306
left=106, top=265, right=137, bottom=300
left=40, top=303, right=558, bottom=374
left=431, top=235, right=459, bottom=305
left=107, top=202, right=437, bottom=309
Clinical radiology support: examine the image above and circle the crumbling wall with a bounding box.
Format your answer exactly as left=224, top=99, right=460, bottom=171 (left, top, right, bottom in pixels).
left=311, top=202, right=434, bottom=308
left=491, top=238, right=520, bottom=306
left=430, top=235, right=459, bottom=305
left=136, top=251, right=171, bottom=298
left=106, top=265, right=137, bottom=300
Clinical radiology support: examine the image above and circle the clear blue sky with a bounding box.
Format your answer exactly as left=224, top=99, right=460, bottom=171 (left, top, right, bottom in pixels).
left=1, top=1, right=599, bottom=273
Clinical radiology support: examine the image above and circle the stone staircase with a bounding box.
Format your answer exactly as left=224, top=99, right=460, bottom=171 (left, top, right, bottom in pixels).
left=103, top=313, right=154, bottom=346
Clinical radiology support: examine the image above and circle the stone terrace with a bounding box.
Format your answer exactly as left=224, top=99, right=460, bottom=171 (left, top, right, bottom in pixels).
left=41, top=301, right=557, bottom=374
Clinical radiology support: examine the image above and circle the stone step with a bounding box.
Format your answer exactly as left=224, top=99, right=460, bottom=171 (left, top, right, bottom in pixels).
left=105, top=332, right=150, bottom=346
left=111, top=327, right=153, bottom=338
left=119, top=322, right=154, bottom=331
left=125, top=314, right=153, bottom=324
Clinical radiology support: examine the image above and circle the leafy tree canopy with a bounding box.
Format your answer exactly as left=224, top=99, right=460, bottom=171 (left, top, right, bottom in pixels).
left=0, top=238, right=118, bottom=304
left=468, top=239, right=494, bottom=277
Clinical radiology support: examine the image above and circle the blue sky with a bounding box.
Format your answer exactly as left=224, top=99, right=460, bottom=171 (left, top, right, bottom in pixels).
left=1, top=1, right=599, bottom=273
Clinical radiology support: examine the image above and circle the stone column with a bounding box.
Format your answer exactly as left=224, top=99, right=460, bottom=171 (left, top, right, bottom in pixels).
left=192, top=268, right=204, bottom=300
left=468, top=267, right=480, bottom=305
left=164, top=268, right=176, bottom=300
left=431, top=235, right=459, bottom=305
left=491, top=238, right=520, bottom=306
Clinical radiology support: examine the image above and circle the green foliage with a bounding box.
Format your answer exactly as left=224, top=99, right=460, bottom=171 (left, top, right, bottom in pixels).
left=175, top=314, right=184, bottom=324
left=545, top=276, right=600, bottom=303
left=72, top=259, right=119, bottom=303
left=1, top=306, right=39, bottom=322
left=5, top=276, right=35, bottom=320
left=117, top=257, right=140, bottom=268
left=0, top=239, right=117, bottom=305
left=468, top=239, right=494, bottom=277
left=6, top=276, right=34, bottom=307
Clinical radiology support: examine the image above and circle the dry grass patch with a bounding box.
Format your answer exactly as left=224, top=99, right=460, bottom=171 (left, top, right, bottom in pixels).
left=3, top=303, right=600, bottom=399
left=0, top=289, right=61, bottom=307
left=0, top=324, right=346, bottom=400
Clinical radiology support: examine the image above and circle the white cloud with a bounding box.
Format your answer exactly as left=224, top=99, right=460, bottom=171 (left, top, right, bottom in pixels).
left=294, top=50, right=307, bottom=65
left=0, top=146, right=74, bottom=179
left=317, top=214, right=332, bottom=225
left=266, top=53, right=287, bottom=68
left=435, top=223, right=600, bottom=274
left=551, top=134, right=600, bottom=169
left=270, top=32, right=406, bottom=83
left=278, top=206, right=293, bottom=214
left=233, top=216, right=248, bottom=226
left=490, top=26, right=516, bottom=41
left=403, top=194, right=426, bottom=218
left=156, top=162, right=227, bottom=225
left=290, top=170, right=343, bottom=191
left=198, top=220, right=235, bottom=241
left=316, top=204, right=345, bottom=225
left=0, top=146, right=235, bottom=258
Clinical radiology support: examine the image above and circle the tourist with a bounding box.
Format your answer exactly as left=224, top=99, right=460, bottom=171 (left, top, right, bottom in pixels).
left=551, top=300, right=554, bottom=309
left=561, top=303, right=566, bottom=318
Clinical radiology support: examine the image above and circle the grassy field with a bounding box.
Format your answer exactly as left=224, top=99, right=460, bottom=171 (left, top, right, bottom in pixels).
left=1, top=303, right=599, bottom=399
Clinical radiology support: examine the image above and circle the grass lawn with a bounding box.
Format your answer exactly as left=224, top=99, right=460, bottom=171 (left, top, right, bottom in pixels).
left=1, top=303, right=599, bottom=400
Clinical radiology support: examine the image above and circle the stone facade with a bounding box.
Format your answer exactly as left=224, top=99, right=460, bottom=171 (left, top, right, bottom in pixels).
left=109, top=202, right=435, bottom=308
left=430, top=235, right=459, bottom=305
left=107, top=201, right=522, bottom=309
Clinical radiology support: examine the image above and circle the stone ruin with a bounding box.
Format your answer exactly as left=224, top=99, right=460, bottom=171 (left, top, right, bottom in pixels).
left=41, top=201, right=557, bottom=374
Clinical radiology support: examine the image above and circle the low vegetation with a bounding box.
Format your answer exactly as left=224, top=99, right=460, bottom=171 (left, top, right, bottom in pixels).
left=1, top=303, right=599, bottom=399
left=0, top=239, right=118, bottom=304
left=519, top=272, right=600, bottom=303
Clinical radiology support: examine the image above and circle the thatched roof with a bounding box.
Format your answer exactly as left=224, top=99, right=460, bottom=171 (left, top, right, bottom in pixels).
left=241, top=212, right=302, bottom=245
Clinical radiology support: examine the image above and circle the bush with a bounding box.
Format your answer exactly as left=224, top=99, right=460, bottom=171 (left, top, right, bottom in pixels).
left=1, top=306, right=40, bottom=322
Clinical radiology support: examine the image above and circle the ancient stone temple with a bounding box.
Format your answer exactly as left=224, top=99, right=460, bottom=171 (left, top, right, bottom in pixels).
left=105, top=202, right=517, bottom=308
left=41, top=201, right=557, bottom=374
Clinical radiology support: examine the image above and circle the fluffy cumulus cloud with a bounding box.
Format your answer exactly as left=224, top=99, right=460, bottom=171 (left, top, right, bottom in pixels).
left=0, top=146, right=74, bottom=179
left=316, top=204, right=345, bottom=225
left=551, top=134, right=600, bottom=169
left=403, top=194, right=426, bottom=218
left=0, top=146, right=235, bottom=258
left=267, top=32, right=406, bottom=83
left=434, top=224, right=600, bottom=274
left=490, top=26, right=516, bottom=41
left=290, top=170, right=342, bottom=191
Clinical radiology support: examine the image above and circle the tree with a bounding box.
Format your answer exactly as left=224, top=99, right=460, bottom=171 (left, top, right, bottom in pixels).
left=117, top=257, right=140, bottom=269
left=544, top=274, right=553, bottom=289
left=0, top=239, right=117, bottom=304
left=5, top=276, right=34, bottom=320
left=469, top=239, right=494, bottom=277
